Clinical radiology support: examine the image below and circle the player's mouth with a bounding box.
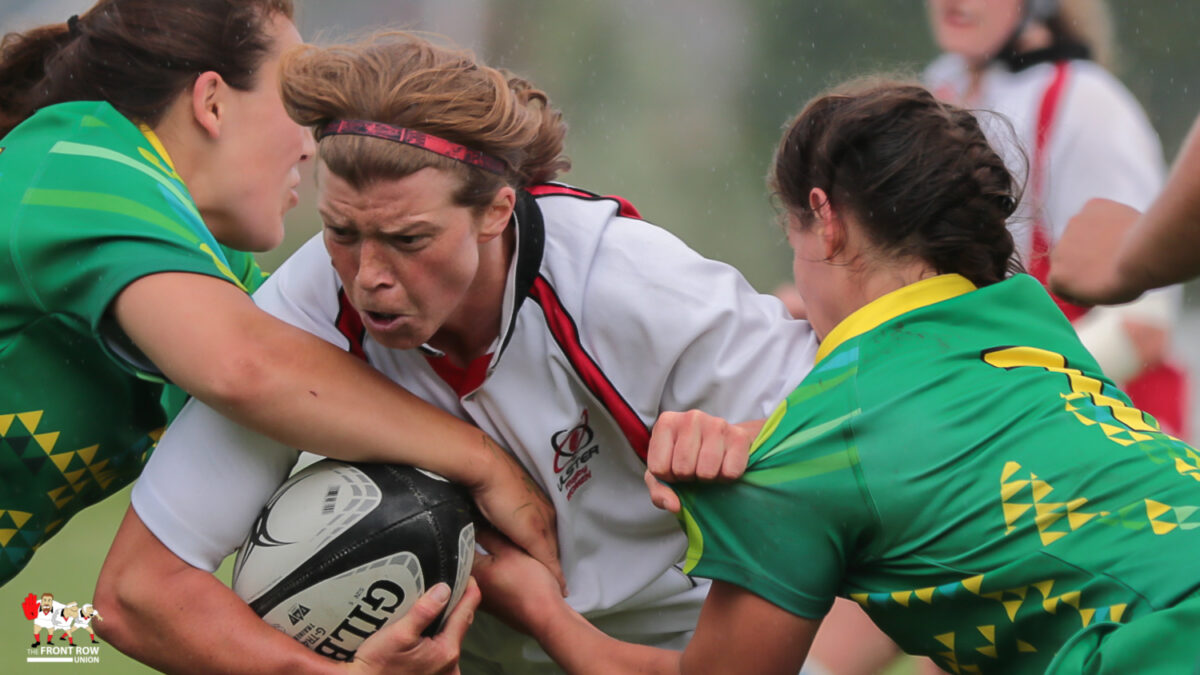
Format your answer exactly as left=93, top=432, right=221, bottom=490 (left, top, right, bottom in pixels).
left=940, top=6, right=975, bottom=29
left=361, top=309, right=408, bottom=332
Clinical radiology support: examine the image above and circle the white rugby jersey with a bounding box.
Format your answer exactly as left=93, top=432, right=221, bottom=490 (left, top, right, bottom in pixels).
left=133, top=184, right=817, bottom=670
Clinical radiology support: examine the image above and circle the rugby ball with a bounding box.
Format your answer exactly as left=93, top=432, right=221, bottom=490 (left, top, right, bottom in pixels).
left=232, top=460, right=475, bottom=661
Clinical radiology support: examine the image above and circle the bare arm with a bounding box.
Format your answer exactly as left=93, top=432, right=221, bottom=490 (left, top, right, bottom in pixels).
left=112, top=272, right=561, bottom=588
left=472, top=530, right=818, bottom=675
left=95, top=507, right=480, bottom=675
left=1051, top=115, right=1200, bottom=304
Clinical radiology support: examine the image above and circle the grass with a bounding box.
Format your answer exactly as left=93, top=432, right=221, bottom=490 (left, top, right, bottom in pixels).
left=0, top=487, right=234, bottom=674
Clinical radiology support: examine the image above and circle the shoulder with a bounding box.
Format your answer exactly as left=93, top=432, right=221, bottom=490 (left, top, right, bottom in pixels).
left=251, top=234, right=342, bottom=326
left=6, top=101, right=209, bottom=240
left=534, top=183, right=726, bottom=315
left=1055, top=62, right=1155, bottom=135
left=535, top=184, right=734, bottom=294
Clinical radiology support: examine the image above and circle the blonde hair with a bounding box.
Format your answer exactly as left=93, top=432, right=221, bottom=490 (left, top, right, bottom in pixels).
left=280, top=31, right=570, bottom=210
left=1054, top=0, right=1114, bottom=69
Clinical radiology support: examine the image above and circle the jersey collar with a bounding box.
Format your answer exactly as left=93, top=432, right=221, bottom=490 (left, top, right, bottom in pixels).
left=496, top=189, right=546, bottom=358
left=815, top=274, right=977, bottom=363
left=137, top=123, right=179, bottom=174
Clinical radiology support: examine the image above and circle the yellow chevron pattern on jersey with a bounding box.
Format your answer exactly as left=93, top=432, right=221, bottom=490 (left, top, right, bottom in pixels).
left=0, top=510, right=32, bottom=546
left=983, top=347, right=1159, bottom=445
left=1174, top=454, right=1200, bottom=481
left=1000, top=461, right=1109, bottom=545
left=1143, top=498, right=1200, bottom=535
left=1, top=409, right=110, bottom=518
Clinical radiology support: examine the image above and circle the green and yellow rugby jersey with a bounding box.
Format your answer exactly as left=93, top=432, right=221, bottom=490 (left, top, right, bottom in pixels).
left=676, top=273, right=1200, bottom=674
left=0, top=101, right=266, bottom=585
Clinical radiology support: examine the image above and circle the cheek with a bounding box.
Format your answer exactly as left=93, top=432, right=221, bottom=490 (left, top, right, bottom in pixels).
left=980, top=1, right=1022, bottom=48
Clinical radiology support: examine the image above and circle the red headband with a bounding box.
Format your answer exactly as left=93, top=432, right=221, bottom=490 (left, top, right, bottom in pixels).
left=317, top=120, right=507, bottom=175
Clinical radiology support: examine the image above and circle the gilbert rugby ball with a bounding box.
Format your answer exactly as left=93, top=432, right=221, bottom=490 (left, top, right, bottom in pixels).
left=232, top=460, right=475, bottom=660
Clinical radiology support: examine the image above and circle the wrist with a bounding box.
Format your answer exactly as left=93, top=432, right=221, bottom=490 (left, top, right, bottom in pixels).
left=1113, top=253, right=1154, bottom=301
left=448, top=430, right=508, bottom=492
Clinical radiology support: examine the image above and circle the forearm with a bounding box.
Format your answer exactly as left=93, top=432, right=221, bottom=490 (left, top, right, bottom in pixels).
left=95, top=509, right=342, bottom=675
left=114, top=273, right=500, bottom=488
left=1116, top=115, right=1200, bottom=292
left=197, top=329, right=501, bottom=487
left=527, top=603, right=682, bottom=675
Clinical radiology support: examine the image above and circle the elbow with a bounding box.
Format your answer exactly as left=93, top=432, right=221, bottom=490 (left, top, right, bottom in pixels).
left=92, top=561, right=141, bottom=655
left=186, top=342, right=285, bottom=415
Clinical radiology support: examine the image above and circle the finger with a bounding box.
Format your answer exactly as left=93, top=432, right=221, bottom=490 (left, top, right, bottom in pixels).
left=646, top=413, right=680, bottom=479
left=521, top=522, right=567, bottom=595
left=670, top=411, right=703, bottom=478
left=719, top=426, right=751, bottom=480
left=508, top=501, right=566, bottom=594
left=692, top=416, right=728, bottom=480
left=436, top=578, right=480, bottom=646
left=403, top=583, right=453, bottom=637
left=645, top=469, right=681, bottom=513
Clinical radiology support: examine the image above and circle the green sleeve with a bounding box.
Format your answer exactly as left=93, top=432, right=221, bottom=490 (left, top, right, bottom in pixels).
left=7, top=107, right=255, bottom=335
left=222, top=245, right=269, bottom=294
left=675, top=351, right=877, bottom=619
left=12, top=201, right=251, bottom=334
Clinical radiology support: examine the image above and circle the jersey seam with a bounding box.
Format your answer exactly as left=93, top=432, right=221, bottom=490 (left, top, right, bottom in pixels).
left=846, top=351, right=888, bottom=563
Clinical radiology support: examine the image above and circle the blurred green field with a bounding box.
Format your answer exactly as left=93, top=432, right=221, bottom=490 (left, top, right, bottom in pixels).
left=0, top=488, right=234, bottom=674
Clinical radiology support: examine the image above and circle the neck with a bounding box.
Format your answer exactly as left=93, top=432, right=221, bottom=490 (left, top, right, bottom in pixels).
left=429, top=223, right=516, bottom=366
left=966, top=21, right=1055, bottom=83
left=820, top=260, right=939, bottom=339
left=147, top=95, right=200, bottom=186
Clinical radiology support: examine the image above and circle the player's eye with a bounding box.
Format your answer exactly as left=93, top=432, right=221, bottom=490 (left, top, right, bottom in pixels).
left=324, top=225, right=357, bottom=242
left=390, top=233, right=428, bottom=249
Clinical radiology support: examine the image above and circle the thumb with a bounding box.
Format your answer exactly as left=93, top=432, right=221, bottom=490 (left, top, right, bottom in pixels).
left=644, top=469, right=681, bottom=513
left=382, top=583, right=451, bottom=642
left=410, top=583, right=453, bottom=627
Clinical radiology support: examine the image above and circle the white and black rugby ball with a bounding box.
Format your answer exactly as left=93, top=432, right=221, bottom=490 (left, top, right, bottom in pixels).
left=232, top=460, right=475, bottom=661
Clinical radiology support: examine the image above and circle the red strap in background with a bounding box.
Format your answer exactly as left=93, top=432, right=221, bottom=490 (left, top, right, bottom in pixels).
left=1027, top=61, right=1089, bottom=322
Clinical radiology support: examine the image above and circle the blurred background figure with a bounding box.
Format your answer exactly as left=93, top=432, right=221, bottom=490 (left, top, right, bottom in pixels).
left=924, top=0, right=1190, bottom=440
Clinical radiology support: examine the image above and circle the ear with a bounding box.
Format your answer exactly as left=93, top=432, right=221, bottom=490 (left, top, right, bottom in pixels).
left=189, top=71, right=228, bottom=140
left=477, top=186, right=516, bottom=243
left=808, top=187, right=847, bottom=261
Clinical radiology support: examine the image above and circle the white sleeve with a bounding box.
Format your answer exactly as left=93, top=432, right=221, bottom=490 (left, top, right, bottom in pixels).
left=132, top=234, right=343, bottom=571
left=583, top=218, right=818, bottom=423
left=131, top=401, right=298, bottom=572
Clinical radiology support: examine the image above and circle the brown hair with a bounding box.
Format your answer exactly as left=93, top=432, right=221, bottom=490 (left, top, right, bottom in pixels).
left=280, top=31, right=570, bottom=212
left=771, top=80, right=1021, bottom=287
left=0, top=0, right=294, bottom=137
